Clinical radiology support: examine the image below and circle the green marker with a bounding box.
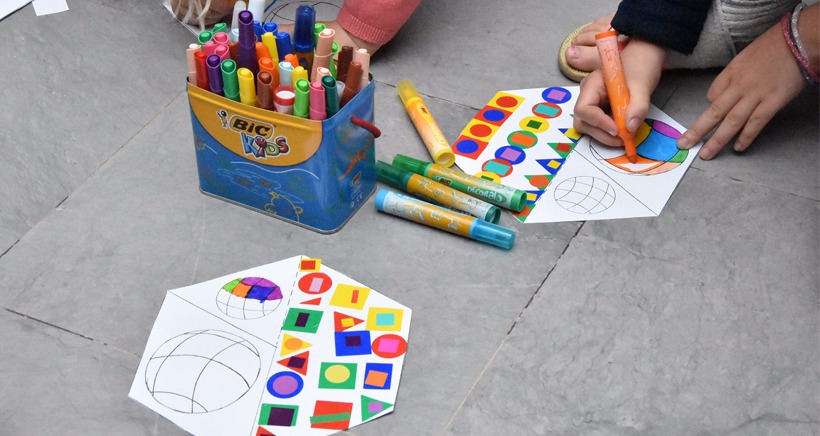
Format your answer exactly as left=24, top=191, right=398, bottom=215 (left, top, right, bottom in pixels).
left=197, top=30, right=213, bottom=45
left=329, top=42, right=339, bottom=78
left=221, top=60, right=240, bottom=102
left=212, top=22, right=227, bottom=35
left=392, top=154, right=527, bottom=212
left=376, top=161, right=501, bottom=223
left=294, top=79, right=310, bottom=118
left=313, top=23, right=325, bottom=47
left=321, top=76, right=339, bottom=118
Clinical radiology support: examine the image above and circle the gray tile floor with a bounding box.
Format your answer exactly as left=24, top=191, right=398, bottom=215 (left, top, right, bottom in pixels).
left=1, top=1, right=818, bottom=435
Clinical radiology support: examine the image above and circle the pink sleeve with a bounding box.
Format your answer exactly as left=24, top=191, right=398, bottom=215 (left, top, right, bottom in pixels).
left=336, top=0, right=422, bottom=46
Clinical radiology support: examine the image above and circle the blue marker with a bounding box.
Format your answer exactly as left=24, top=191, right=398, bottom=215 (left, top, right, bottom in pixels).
left=292, top=5, right=315, bottom=71
left=262, top=22, right=278, bottom=35
left=275, top=31, right=293, bottom=62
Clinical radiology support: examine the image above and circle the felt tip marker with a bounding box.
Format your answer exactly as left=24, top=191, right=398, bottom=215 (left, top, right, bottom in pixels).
left=186, top=43, right=200, bottom=85
left=206, top=54, right=224, bottom=96
left=237, top=67, right=257, bottom=106
left=263, top=22, right=278, bottom=35
left=392, top=154, right=527, bottom=212
left=595, top=30, right=637, bottom=163
left=321, top=75, right=339, bottom=118
left=257, top=71, right=274, bottom=110
left=292, top=66, right=308, bottom=85
left=258, top=57, right=279, bottom=89
left=202, top=40, right=218, bottom=57
left=293, top=4, right=316, bottom=71
left=255, top=41, right=271, bottom=63
left=396, top=80, right=455, bottom=167
left=336, top=45, right=353, bottom=83
left=293, top=79, right=310, bottom=118
left=212, top=31, right=230, bottom=46
left=215, top=44, right=231, bottom=61
left=273, top=85, right=295, bottom=114
left=329, top=42, right=340, bottom=78
left=352, top=48, right=370, bottom=91
left=237, top=10, right=258, bottom=76
left=194, top=51, right=209, bottom=90
left=376, top=161, right=501, bottom=223
left=339, top=61, right=362, bottom=107
left=313, top=23, right=325, bottom=46
left=213, top=22, right=227, bottom=34
left=221, top=59, right=240, bottom=102
left=374, top=189, right=515, bottom=250
left=278, top=61, right=294, bottom=87
left=261, top=32, right=279, bottom=65
left=309, top=81, right=327, bottom=120
left=197, top=30, right=213, bottom=45
left=275, top=31, right=294, bottom=62
left=312, top=28, right=334, bottom=81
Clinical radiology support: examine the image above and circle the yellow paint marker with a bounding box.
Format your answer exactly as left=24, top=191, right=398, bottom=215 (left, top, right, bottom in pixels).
left=396, top=80, right=455, bottom=167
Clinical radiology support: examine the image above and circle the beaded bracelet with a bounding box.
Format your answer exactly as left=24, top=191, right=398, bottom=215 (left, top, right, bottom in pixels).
left=781, top=9, right=819, bottom=85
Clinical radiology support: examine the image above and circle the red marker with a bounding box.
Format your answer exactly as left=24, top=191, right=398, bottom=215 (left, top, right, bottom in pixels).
left=194, top=51, right=209, bottom=90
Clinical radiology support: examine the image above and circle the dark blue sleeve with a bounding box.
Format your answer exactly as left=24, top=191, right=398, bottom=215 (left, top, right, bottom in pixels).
left=610, top=0, right=713, bottom=54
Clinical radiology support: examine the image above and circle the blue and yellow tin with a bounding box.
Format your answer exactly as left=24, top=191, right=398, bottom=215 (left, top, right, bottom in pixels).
left=186, top=79, right=377, bottom=233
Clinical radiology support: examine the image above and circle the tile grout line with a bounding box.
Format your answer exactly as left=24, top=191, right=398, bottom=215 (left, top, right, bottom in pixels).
left=439, top=223, right=585, bottom=435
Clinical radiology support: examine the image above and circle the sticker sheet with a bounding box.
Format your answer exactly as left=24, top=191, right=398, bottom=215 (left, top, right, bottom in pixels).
left=129, top=256, right=411, bottom=436
left=451, top=86, right=702, bottom=223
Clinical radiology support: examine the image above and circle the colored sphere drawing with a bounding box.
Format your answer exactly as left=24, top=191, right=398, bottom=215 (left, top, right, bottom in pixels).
left=554, top=176, right=616, bottom=214
left=216, top=277, right=284, bottom=319
left=144, top=330, right=261, bottom=414
left=590, top=118, right=689, bottom=175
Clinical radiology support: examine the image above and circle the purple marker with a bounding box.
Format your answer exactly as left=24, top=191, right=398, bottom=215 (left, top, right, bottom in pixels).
left=237, top=10, right=258, bottom=76
left=206, top=55, right=224, bottom=96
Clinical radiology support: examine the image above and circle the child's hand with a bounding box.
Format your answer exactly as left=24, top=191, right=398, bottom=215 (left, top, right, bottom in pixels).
left=574, top=38, right=666, bottom=148
left=677, top=22, right=808, bottom=160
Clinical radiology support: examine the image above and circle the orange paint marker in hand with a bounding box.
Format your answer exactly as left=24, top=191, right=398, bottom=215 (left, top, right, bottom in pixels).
left=595, top=30, right=637, bottom=163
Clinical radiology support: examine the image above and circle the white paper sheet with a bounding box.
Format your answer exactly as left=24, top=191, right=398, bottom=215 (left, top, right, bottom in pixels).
left=451, top=86, right=702, bottom=223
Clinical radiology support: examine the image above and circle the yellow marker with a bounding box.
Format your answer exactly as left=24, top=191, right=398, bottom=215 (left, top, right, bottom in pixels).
left=237, top=67, right=257, bottom=106
left=292, top=66, right=309, bottom=85
left=396, top=80, right=455, bottom=167
left=261, top=32, right=279, bottom=69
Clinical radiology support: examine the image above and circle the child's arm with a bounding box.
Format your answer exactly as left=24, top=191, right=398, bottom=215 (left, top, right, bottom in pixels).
left=169, top=0, right=235, bottom=27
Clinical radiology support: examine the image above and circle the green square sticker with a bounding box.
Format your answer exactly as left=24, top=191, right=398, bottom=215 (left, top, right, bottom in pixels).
left=282, top=308, right=324, bottom=334
left=318, top=362, right=357, bottom=389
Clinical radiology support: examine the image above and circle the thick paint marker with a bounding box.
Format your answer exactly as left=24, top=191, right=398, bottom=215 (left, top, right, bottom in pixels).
left=595, top=30, right=637, bottom=163
left=237, top=10, right=258, bottom=76
left=396, top=80, right=454, bottom=167
left=376, top=161, right=501, bottom=223
left=293, top=5, right=316, bottom=71
left=336, top=45, right=353, bottom=83
left=392, top=154, right=527, bottom=212
left=374, top=189, right=515, bottom=250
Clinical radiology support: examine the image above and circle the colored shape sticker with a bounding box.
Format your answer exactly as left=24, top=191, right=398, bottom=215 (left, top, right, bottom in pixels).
left=494, top=94, right=522, bottom=109
left=519, top=116, right=549, bottom=133
left=282, top=308, right=324, bottom=334
left=298, top=272, right=333, bottom=294
left=541, top=86, right=572, bottom=104
left=362, top=363, right=393, bottom=390
left=473, top=171, right=501, bottom=183
left=532, top=102, right=562, bottom=119
left=371, top=334, right=408, bottom=358
left=361, top=395, right=393, bottom=422
left=334, top=331, right=372, bottom=356
left=310, top=401, right=353, bottom=430
left=527, top=174, right=552, bottom=190
left=329, top=284, right=371, bottom=310
left=299, top=257, right=321, bottom=272
left=366, top=307, right=404, bottom=332
left=481, top=108, right=507, bottom=123
left=319, top=362, right=357, bottom=389
left=495, top=146, right=526, bottom=165
left=469, top=123, right=492, bottom=138
left=481, top=159, right=513, bottom=178
left=508, top=130, right=538, bottom=149
left=452, top=135, right=488, bottom=160
left=266, top=371, right=304, bottom=399
left=259, top=404, right=299, bottom=427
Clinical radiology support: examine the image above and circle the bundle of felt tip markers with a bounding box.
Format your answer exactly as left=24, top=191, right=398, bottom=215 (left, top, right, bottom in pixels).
left=185, top=3, right=371, bottom=120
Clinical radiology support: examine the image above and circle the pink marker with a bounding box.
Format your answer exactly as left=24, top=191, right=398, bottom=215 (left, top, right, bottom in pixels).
left=202, top=40, right=218, bottom=57
left=309, top=81, right=326, bottom=120
left=212, top=31, right=230, bottom=46
left=215, top=44, right=231, bottom=62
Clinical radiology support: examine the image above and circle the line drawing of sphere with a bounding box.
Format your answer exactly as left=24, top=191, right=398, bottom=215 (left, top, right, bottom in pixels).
left=589, top=118, right=689, bottom=175
left=144, top=329, right=261, bottom=414
left=216, top=277, right=284, bottom=319
left=554, top=176, right=616, bottom=214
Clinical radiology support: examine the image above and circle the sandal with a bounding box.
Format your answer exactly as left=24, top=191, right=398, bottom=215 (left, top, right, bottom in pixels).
left=558, top=21, right=594, bottom=83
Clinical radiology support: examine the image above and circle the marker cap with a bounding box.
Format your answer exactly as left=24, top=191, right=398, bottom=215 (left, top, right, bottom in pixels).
left=469, top=220, right=515, bottom=250
left=293, top=4, right=316, bottom=53
left=375, top=161, right=412, bottom=190
left=294, top=79, right=310, bottom=118
left=213, top=23, right=227, bottom=34
left=396, top=80, right=422, bottom=107
left=262, top=22, right=278, bottom=34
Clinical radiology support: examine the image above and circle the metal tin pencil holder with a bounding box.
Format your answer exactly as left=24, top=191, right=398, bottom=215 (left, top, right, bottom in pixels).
left=186, top=79, right=379, bottom=233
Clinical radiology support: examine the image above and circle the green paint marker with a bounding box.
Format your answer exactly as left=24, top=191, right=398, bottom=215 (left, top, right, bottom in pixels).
left=392, top=154, right=527, bottom=212
left=221, top=59, right=240, bottom=102
left=376, top=161, right=501, bottom=223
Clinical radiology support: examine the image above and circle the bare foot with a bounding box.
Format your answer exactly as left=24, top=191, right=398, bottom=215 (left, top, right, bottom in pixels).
left=564, top=13, right=629, bottom=72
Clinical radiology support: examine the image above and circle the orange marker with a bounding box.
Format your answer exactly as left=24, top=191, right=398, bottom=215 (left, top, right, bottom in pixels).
left=255, top=41, right=271, bottom=62
left=284, top=53, right=299, bottom=68
left=595, top=30, right=637, bottom=163
left=339, top=61, right=362, bottom=107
